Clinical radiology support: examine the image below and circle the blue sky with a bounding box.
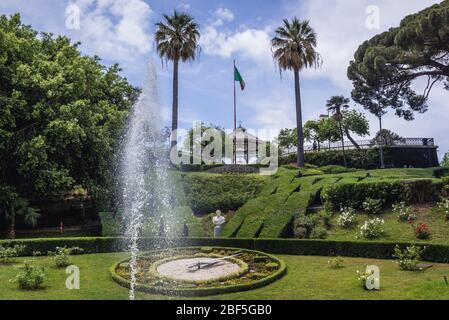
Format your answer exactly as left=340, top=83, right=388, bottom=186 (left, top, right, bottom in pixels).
left=1, top=0, right=447, bottom=158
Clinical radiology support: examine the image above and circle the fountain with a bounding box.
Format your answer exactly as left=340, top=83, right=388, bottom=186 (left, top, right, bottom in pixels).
left=119, top=62, right=176, bottom=300
left=114, top=63, right=286, bottom=299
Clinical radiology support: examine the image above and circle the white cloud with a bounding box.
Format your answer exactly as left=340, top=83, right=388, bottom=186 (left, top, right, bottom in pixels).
left=209, top=7, right=234, bottom=27
left=177, top=3, right=191, bottom=10
left=69, top=0, right=153, bottom=62
left=200, top=25, right=272, bottom=64
left=215, top=7, right=234, bottom=21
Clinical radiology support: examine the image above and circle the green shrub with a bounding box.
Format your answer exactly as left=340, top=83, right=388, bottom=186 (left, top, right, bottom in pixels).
left=437, top=199, right=449, bottom=219
left=48, top=246, right=84, bottom=268
left=337, top=207, right=356, bottom=228
left=11, top=260, right=46, bottom=290
left=310, top=227, right=328, bottom=239
left=359, top=218, right=385, bottom=239
left=0, top=245, right=26, bottom=264
left=293, top=214, right=319, bottom=239
left=393, top=245, right=424, bottom=271
left=328, top=257, right=344, bottom=269
left=392, top=202, right=415, bottom=222
left=362, top=198, right=384, bottom=215
left=433, top=167, right=449, bottom=178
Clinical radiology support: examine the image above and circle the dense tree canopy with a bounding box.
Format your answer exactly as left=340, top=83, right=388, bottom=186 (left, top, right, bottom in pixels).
left=0, top=14, right=139, bottom=207
left=348, top=0, right=449, bottom=119
left=371, top=129, right=404, bottom=146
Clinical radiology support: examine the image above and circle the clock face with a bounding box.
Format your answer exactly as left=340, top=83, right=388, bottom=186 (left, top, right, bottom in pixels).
left=156, top=257, right=241, bottom=282
left=188, top=259, right=223, bottom=271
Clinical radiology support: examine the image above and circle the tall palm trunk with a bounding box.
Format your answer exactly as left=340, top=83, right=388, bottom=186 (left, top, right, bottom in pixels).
left=337, top=116, right=348, bottom=167
left=294, top=69, right=305, bottom=167
left=344, top=128, right=361, bottom=150
left=171, top=58, right=179, bottom=150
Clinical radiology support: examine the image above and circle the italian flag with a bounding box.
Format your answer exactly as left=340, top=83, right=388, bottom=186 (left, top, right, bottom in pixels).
left=234, top=66, right=246, bottom=91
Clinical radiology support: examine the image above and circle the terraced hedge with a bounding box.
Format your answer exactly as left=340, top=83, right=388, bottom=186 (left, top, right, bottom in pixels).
left=222, top=168, right=439, bottom=239
left=221, top=169, right=359, bottom=238
left=181, top=173, right=267, bottom=215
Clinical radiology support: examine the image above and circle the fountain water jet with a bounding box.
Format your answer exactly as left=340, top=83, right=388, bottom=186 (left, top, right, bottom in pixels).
left=119, top=62, right=177, bottom=300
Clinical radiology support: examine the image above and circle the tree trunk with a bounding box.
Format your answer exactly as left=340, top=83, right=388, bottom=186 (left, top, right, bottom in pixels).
left=378, top=116, right=385, bottom=169
left=337, top=118, right=347, bottom=167
left=8, top=216, right=16, bottom=239
left=344, top=127, right=361, bottom=150
left=171, top=59, right=179, bottom=150
left=294, top=69, right=305, bottom=167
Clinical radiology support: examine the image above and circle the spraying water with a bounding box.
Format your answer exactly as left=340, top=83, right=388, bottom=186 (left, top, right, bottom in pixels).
left=120, top=62, right=176, bottom=300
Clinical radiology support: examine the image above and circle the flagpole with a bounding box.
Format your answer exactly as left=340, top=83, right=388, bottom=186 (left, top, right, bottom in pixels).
left=233, top=59, right=237, bottom=164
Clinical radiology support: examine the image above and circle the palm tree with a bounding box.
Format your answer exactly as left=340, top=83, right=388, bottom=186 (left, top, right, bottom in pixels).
left=155, top=11, right=200, bottom=149
left=326, top=96, right=350, bottom=167
left=5, top=198, right=40, bottom=239
left=271, top=18, right=322, bottom=167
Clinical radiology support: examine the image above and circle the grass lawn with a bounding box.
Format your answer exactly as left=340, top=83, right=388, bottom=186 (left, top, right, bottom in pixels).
left=327, top=205, right=449, bottom=244
left=2, top=252, right=449, bottom=300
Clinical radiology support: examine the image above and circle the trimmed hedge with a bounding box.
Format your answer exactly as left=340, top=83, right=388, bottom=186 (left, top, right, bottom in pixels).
left=3, top=236, right=449, bottom=263
left=181, top=173, right=266, bottom=215
left=321, top=179, right=438, bottom=211
left=280, top=149, right=382, bottom=169
left=434, top=167, right=449, bottom=178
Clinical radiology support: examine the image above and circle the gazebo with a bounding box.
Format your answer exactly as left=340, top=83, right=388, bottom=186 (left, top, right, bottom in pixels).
left=231, top=125, right=265, bottom=164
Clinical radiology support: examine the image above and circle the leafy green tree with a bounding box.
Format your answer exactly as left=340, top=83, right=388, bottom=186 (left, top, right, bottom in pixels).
left=442, top=152, right=449, bottom=168
left=4, top=198, right=40, bottom=239
left=348, top=1, right=449, bottom=119
left=155, top=11, right=200, bottom=149
left=183, top=122, right=231, bottom=163
left=0, top=14, right=139, bottom=209
left=341, top=110, right=370, bottom=147
left=371, top=129, right=404, bottom=146
left=271, top=18, right=322, bottom=167
left=317, top=117, right=341, bottom=149
left=278, top=128, right=297, bottom=154
left=303, top=120, right=322, bottom=150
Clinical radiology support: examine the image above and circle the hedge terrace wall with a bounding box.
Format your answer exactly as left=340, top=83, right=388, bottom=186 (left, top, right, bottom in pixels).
left=321, top=179, right=440, bottom=211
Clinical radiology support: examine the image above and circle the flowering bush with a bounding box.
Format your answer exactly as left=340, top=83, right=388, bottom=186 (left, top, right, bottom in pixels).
left=414, top=223, right=431, bottom=240
left=356, top=269, right=373, bottom=288
left=328, top=257, right=344, bottom=269
left=393, top=245, right=424, bottom=271
left=48, top=247, right=84, bottom=268
left=438, top=199, right=449, bottom=219
left=392, top=202, right=414, bottom=222
left=0, top=245, right=26, bottom=264
left=359, top=218, right=384, bottom=239
left=362, top=198, right=384, bottom=215
left=337, top=207, right=356, bottom=229
left=10, top=260, right=46, bottom=290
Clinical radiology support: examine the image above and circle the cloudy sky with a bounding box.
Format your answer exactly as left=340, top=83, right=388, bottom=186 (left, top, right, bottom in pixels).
left=0, top=0, right=447, bottom=158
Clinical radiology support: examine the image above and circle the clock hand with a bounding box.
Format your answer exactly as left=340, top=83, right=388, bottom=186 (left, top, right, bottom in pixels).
left=187, top=252, right=243, bottom=270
